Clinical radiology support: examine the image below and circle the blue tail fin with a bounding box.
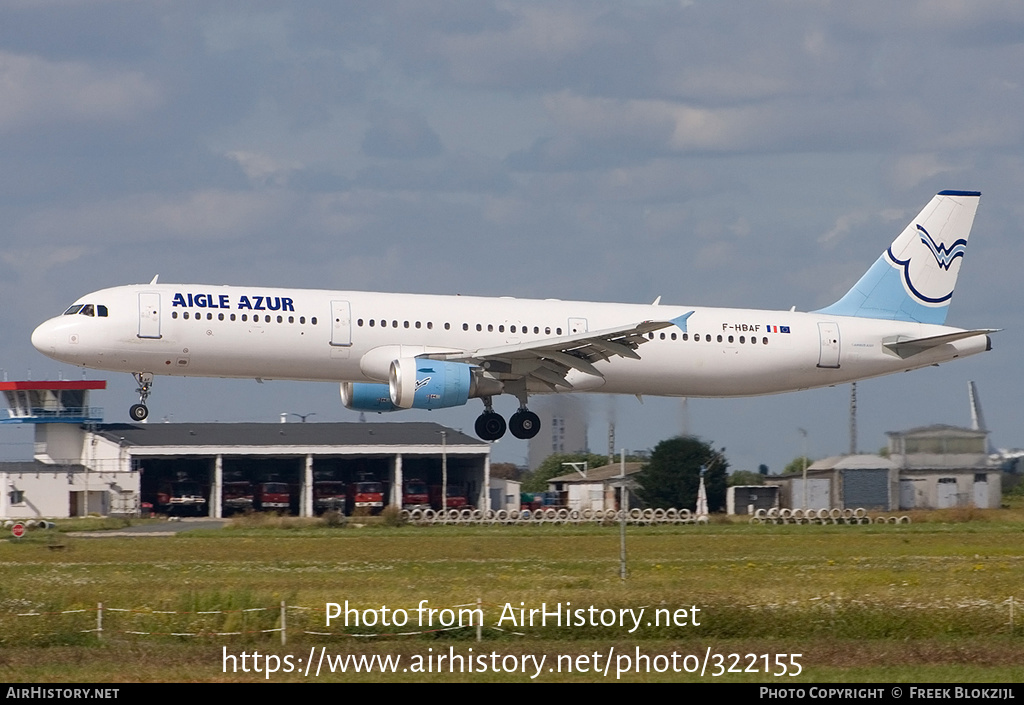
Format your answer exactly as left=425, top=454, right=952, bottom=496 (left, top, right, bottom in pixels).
left=815, top=191, right=980, bottom=324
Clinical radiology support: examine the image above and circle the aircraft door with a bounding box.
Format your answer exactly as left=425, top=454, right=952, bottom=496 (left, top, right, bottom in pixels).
left=568, top=317, right=588, bottom=335
left=816, top=321, right=840, bottom=369
left=330, top=300, right=352, bottom=347
left=138, top=293, right=161, bottom=339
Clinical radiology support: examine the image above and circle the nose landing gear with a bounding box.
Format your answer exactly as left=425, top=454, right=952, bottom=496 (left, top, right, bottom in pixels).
left=129, top=372, right=154, bottom=422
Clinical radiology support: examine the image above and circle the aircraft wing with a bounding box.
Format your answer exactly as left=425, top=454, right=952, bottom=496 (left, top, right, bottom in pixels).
left=421, top=318, right=681, bottom=391
left=883, top=329, right=998, bottom=359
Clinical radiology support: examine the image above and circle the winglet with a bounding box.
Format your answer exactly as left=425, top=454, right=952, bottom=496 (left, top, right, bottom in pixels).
left=671, top=311, right=695, bottom=333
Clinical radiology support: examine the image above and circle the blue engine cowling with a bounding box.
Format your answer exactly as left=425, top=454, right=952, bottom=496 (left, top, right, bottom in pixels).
left=389, top=358, right=472, bottom=410
left=340, top=382, right=398, bottom=412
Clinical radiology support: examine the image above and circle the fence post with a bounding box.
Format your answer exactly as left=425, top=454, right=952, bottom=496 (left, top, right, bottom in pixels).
left=97, top=602, right=103, bottom=640
left=281, top=600, right=287, bottom=646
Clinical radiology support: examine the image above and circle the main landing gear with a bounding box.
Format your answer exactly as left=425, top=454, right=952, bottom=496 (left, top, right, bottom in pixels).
left=474, top=397, right=541, bottom=442
left=129, top=372, right=153, bottom=422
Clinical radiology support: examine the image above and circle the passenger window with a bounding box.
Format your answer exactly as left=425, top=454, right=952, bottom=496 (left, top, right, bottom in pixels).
left=184, top=312, right=190, bottom=320
left=311, top=317, right=317, bottom=325
left=172, top=312, right=178, bottom=319
left=717, top=335, right=722, bottom=342
left=762, top=337, right=768, bottom=345
left=739, top=336, right=745, bottom=344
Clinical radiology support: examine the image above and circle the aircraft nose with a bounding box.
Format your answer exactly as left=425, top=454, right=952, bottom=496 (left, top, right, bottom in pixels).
left=31, top=319, right=57, bottom=356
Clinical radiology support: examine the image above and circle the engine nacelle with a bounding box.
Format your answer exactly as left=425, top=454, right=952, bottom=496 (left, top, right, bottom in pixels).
left=389, top=358, right=474, bottom=410
left=340, top=382, right=398, bottom=412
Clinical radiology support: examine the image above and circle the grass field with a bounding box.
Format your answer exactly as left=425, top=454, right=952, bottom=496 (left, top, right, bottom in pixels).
left=1, top=508, right=1023, bottom=682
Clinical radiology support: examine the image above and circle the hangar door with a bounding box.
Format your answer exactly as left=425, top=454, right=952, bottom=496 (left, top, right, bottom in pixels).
left=937, top=478, right=959, bottom=508
left=790, top=478, right=829, bottom=510
left=899, top=478, right=925, bottom=510
left=973, top=474, right=989, bottom=509
left=842, top=468, right=889, bottom=510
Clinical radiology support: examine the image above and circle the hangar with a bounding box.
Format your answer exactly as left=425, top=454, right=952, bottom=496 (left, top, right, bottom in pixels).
left=1, top=380, right=490, bottom=520
left=768, top=425, right=1001, bottom=511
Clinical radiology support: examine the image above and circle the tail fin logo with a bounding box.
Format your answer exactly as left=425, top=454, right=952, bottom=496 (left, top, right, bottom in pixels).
left=917, top=224, right=967, bottom=271
left=885, top=220, right=969, bottom=306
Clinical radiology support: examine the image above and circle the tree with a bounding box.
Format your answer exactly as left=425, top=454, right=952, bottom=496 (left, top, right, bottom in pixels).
left=783, top=456, right=815, bottom=475
left=635, top=437, right=728, bottom=511
left=489, top=463, right=522, bottom=481
left=727, top=470, right=765, bottom=486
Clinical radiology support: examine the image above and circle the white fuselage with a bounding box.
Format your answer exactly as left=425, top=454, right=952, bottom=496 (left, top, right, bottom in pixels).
left=31, top=283, right=989, bottom=398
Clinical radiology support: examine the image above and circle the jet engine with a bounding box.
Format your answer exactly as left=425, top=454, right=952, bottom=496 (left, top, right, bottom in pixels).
left=389, top=358, right=502, bottom=410
left=340, top=382, right=399, bottom=412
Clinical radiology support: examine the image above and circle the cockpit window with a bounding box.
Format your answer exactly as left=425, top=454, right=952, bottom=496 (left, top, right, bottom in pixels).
left=62, top=303, right=108, bottom=317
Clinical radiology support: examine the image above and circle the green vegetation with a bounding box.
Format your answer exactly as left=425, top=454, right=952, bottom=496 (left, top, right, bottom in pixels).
left=635, top=437, right=728, bottom=510
left=1, top=511, right=1023, bottom=682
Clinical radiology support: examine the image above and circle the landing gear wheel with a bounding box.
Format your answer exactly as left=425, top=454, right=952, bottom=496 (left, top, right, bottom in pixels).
left=475, top=411, right=507, bottom=441
left=509, top=410, right=541, bottom=439
left=130, top=372, right=154, bottom=422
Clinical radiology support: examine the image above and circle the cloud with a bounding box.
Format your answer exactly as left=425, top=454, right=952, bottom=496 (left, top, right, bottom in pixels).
left=361, top=102, right=444, bottom=159
left=15, top=190, right=295, bottom=245
left=226, top=151, right=302, bottom=188
left=0, top=51, right=160, bottom=132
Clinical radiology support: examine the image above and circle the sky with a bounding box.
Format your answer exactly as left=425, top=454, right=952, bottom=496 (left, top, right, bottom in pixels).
left=1, top=1, right=1022, bottom=473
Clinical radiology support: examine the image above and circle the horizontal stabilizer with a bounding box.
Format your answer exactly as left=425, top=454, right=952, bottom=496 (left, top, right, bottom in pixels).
left=882, top=329, right=998, bottom=359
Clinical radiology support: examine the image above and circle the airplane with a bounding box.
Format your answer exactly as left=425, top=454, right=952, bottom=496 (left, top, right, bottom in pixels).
left=31, top=190, right=995, bottom=442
